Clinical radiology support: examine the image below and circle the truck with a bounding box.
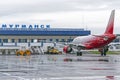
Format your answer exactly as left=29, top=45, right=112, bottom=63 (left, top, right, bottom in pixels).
left=45, top=46, right=62, bottom=54
left=16, top=46, right=31, bottom=56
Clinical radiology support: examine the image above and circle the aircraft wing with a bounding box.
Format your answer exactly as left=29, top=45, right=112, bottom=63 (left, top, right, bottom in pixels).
left=92, top=35, right=101, bottom=37
left=92, top=35, right=109, bottom=41
left=67, top=43, right=86, bottom=49
left=92, top=35, right=106, bottom=38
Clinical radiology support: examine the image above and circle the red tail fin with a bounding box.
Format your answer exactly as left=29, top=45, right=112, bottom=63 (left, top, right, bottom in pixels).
left=104, top=10, right=115, bottom=34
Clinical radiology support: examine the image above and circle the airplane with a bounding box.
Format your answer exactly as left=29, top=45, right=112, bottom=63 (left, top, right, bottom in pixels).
left=63, top=10, right=116, bottom=56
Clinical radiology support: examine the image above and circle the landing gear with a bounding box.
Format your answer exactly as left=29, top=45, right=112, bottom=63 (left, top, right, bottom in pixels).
left=77, top=47, right=82, bottom=56
left=101, top=49, right=106, bottom=56
left=77, top=52, right=82, bottom=56
left=99, top=46, right=109, bottom=56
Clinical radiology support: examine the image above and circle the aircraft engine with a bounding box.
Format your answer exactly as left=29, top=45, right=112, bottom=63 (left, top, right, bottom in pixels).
left=63, top=46, right=73, bottom=53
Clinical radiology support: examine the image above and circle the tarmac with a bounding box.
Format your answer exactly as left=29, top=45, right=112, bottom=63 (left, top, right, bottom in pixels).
left=0, top=53, right=120, bottom=80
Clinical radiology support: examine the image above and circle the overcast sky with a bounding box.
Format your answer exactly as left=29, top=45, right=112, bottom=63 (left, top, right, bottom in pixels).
left=0, top=0, right=120, bottom=34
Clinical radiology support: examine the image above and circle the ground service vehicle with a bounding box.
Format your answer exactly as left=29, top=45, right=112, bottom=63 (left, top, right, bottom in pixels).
left=45, top=46, right=62, bottom=54
left=16, top=46, right=31, bottom=56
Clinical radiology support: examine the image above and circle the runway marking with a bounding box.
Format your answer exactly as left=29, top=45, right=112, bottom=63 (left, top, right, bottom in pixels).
left=48, top=76, right=120, bottom=80
left=50, top=76, right=105, bottom=80
left=2, top=72, right=26, bottom=80
left=1, top=73, right=120, bottom=80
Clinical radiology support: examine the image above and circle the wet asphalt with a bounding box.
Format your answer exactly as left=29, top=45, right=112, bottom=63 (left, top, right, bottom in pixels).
left=0, top=53, right=120, bottom=80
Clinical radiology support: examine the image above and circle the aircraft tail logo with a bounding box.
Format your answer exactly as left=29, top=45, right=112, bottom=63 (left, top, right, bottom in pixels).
left=104, top=10, right=115, bottom=34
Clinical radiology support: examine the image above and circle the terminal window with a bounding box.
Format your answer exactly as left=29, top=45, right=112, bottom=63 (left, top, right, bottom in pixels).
left=3, top=39, right=8, bottom=43
left=31, top=39, right=34, bottom=43
left=61, top=39, right=65, bottom=42
left=56, top=39, right=59, bottom=42
left=67, top=39, right=73, bottom=42
left=18, top=39, right=27, bottom=43
left=11, top=39, right=15, bottom=43
left=49, top=39, right=53, bottom=42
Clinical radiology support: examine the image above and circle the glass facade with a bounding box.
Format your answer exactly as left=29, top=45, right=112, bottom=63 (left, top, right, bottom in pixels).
left=61, top=39, right=65, bottom=42
left=31, top=39, right=34, bottom=43
left=18, top=39, right=27, bottom=43
left=3, top=39, right=8, bottom=43
left=0, top=39, right=1, bottom=43
left=56, top=39, right=59, bottom=42
left=11, top=39, right=15, bottom=43
left=49, top=39, right=53, bottom=42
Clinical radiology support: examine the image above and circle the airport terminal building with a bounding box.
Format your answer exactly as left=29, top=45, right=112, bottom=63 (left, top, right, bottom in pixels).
left=0, top=28, right=90, bottom=43
left=0, top=24, right=91, bottom=44
left=0, top=24, right=91, bottom=54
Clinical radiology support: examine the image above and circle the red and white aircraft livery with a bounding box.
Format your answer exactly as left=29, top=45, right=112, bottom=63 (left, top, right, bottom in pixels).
left=63, top=10, right=116, bottom=56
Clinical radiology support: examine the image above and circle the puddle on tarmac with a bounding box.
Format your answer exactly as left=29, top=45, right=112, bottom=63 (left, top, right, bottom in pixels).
left=0, top=55, right=120, bottom=80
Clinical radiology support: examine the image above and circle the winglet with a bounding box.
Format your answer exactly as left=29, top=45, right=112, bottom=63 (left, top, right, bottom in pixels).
left=104, top=10, right=115, bottom=34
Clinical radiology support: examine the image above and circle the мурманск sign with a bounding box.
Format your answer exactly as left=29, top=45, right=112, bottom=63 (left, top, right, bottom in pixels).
left=1, top=24, right=50, bottom=29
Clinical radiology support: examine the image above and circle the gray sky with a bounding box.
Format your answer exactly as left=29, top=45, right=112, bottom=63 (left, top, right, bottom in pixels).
left=0, top=0, right=120, bottom=34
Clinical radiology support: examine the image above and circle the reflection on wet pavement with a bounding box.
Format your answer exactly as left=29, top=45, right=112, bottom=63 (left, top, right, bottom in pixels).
left=0, top=54, right=120, bottom=80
